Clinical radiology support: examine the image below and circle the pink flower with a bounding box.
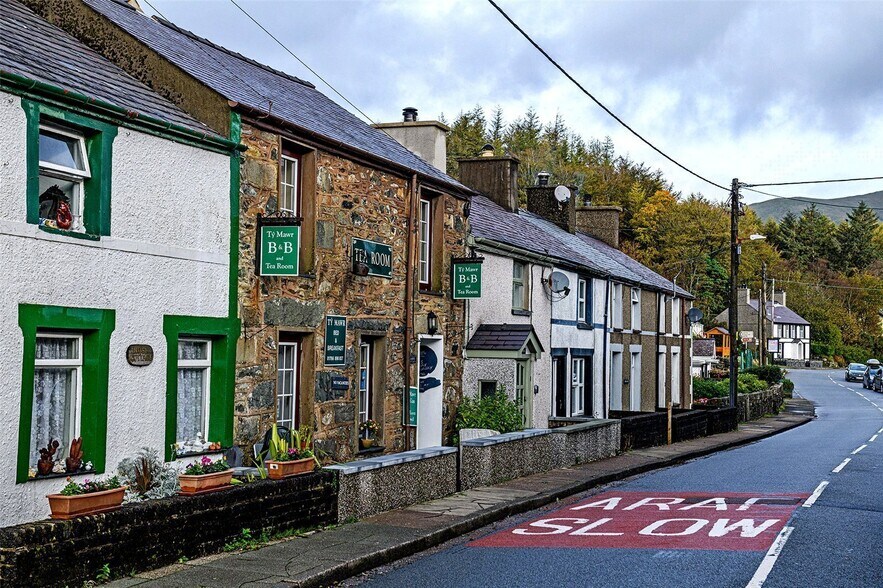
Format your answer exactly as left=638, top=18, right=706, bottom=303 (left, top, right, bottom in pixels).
left=201, top=456, right=212, bottom=466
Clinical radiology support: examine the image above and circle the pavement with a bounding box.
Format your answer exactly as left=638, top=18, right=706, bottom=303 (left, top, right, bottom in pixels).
left=109, top=398, right=814, bottom=588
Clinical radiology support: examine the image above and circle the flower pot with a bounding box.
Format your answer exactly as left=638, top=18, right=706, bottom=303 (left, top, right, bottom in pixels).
left=359, top=438, right=375, bottom=449
left=47, top=486, right=127, bottom=520
left=266, top=458, right=314, bottom=480
left=178, top=469, right=233, bottom=494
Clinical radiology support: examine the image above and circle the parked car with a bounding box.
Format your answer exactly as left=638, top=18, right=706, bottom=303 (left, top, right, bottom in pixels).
left=846, top=363, right=866, bottom=382
left=863, top=359, right=882, bottom=389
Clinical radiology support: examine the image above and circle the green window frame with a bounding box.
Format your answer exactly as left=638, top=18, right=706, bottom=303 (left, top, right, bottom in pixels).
left=16, top=304, right=116, bottom=484
left=22, top=99, right=117, bottom=240
left=163, top=315, right=238, bottom=461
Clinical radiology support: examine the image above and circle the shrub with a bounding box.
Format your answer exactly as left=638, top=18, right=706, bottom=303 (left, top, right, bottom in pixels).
left=736, top=373, right=768, bottom=393
left=117, top=447, right=179, bottom=502
left=454, top=388, right=524, bottom=443
left=746, top=365, right=784, bottom=385
left=692, top=378, right=728, bottom=399
left=782, top=378, right=794, bottom=394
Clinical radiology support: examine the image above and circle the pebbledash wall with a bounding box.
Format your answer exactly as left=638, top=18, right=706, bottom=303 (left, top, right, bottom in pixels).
left=234, top=122, right=467, bottom=460
left=0, top=92, right=232, bottom=526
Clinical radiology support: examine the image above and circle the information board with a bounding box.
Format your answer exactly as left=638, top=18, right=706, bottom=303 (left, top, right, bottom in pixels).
left=259, top=224, right=300, bottom=276
left=324, top=315, right=347, bottom=366
left=404, top=386, right=418, bottom=426
left=352, top=238, right=393, bottom=278
left=452, top=261, right=483, bottom=299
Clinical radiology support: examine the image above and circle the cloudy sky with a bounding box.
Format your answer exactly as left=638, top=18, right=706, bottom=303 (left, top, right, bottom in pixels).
left=141, top=0, right=883, bottom=204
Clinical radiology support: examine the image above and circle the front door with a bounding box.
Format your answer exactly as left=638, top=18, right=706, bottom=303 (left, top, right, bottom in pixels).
left=553, top=357, right=567, bottom=417
left=515, top=359, right=533, bottom=427
left=417, top=336, right=444, bottom=448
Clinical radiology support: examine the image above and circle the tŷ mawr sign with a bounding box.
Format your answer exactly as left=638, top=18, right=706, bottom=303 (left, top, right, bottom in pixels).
left=452, top=258, right=483, bottom=299
left=352, top=238, right=392, bottom=278
left=324, top=315, right=347, bottom=367
left=257, top=215, right=300, bottom=276
left=471, top=491, right=808, bottom=551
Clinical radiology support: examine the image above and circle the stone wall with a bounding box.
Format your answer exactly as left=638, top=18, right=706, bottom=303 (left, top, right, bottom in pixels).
left=326, top=447, right=458, bottom=522
left=668, top=409, right=708, bottom=442
left=459, top=430, right=557, bottom=490
left=738, top=384, right=784, bottom=421
left=609, top=410, right=668, bottom=451
left=550, top=420, right=621, bottom=468
left=0, top=472, right=336, bottom=588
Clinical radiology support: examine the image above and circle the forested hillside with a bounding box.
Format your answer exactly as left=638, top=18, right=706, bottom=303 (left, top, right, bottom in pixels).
left=751, top=192, right=883, bottom=223
left=444, top=106, right=883, bottom=364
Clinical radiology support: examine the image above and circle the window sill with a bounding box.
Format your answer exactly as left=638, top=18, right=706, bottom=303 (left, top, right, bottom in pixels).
left=174, top=448, right=227, bottom=460
left=511, top=309, right=532, bottom=317
left=577, top=322, right=593, bottom=330
left=26, top=467, right=97, bottom=483
left=38, top=225, right=101, bottom=241
left=419, top=288, right=444, bottom=297
left=357, top=445, right=385, bottom=456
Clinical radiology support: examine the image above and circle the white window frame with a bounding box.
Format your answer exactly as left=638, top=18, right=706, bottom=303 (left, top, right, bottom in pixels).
left=631, top=288, right=641, bottom=330
left=671, top=349, right=681, bottom=405
left=177, top=338, right=212, bottom=443
left=609, top=351, right=623, bottom=411
left=419, top=198, right=431, bottom=286
left=512, top=261, right=528, bottom=310
left=612, top=283, right=623, bottom=328
left=38, top=124, right=90, bottom=231
left=359, top=342, right=371, bottom=424
left=32, top=332, right=84, bottom=461
left=571, top=357, right=585, bottom=416
left=577, top=278, right=588, bottom=323
left=658, top=294, right=667, bottom=334
left=279, top=154, right=300, bottom=215
left=276, top=340, right=299, bottom=429
left=629, top=351, right=642, bottom=411
left=657, top=350, right=667, bottom=407
left=672, top=298, right=681, bottom=335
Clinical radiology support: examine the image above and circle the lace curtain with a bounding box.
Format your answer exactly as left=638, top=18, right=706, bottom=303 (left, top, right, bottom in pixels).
left=177, top=368, right=206, bottom=443
left=31, top=338, right=75, bottom=465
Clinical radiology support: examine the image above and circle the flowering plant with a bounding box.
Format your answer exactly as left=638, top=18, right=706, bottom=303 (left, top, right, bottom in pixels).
left=359, top=419, right=379, bottom=437
left=59, top=475, right=122, bottom=496
left=182, top=456, right=231, bottom=476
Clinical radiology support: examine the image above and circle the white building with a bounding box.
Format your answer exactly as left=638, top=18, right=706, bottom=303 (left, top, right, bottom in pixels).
left=0, top=0, right=239, bottom=526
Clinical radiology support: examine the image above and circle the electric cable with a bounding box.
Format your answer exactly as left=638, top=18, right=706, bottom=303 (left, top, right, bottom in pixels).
left=765, top=278, right=883, bottom=292
left=486, top=0, right=730, bottom=193
left=746, top=176, right=883, bottom=188
left=743, top=186, right=883, bottom=212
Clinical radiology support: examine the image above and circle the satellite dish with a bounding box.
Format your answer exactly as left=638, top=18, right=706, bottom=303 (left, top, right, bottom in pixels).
left=687, top=308, right=704, bottom=324
left=554, top=185, right=571, bottom=203
left=549, top=271, right=570, bottom=294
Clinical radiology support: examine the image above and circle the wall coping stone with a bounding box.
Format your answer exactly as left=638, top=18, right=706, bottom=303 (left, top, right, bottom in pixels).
left=460, top=428, right=550, bottom=447
left=324, top=446, right=458, bottom=475
left=549, top=419, right=618, bottom=434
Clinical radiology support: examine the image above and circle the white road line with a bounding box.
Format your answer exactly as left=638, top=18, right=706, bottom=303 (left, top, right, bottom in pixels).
left=878, top=427, right=883, bottom=434
left=870, top=434, right=878, bottom=443
left=746, top=525, right=794, bottom=588
left=851, top=445, right=867, bottom=455
left=802, top=481, right=829, bottom=508
left=832, top=458, right=851, bottom=473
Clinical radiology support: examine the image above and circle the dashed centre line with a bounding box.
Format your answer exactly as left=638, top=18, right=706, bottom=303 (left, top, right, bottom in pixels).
left=832, top=458, right=851, bottom=473
left=802, top=481, right=829, bottom=509
left=851, top=445, right=867, bottom=455
left=745, top=526, right=794, bottom=588
left=870, top=434, right=878, bottom=443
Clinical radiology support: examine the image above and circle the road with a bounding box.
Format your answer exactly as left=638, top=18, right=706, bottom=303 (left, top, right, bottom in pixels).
left=356, top=369, right=883, bottom=588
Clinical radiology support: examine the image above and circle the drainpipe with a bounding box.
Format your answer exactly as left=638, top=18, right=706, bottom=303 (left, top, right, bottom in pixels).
left=602, top=279, right=610, bottom=418
left=655, top=292, right=661, bottom=410
left=403, top=173, right=419, bottom=451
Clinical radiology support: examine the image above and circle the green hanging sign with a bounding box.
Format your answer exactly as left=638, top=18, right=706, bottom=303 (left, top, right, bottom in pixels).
left=352, top=238, right=393, bottom=278
left=324, top=315, right=347, bottom=367
left=257, top=216, right=300, bottom=276
left=452, top=257, right=483, bottom=299
left=404, top=386, right=418, bottom=426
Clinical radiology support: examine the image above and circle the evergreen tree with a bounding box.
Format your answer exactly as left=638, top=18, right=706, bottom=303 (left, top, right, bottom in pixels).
left=445, top=106, right=487, bottom=177
left=793, top=204, right=839, bottom=265
left=835, top=201, right=880, bottom=271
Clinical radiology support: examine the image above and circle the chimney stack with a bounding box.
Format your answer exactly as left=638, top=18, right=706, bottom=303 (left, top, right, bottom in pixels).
left=575, top=200, right=622, bottom=249
left=526, top=172, right=576, bottom=232
left=457, top=151, right=520, bottom=213
left=772, top=290, right=786, bottom=307
left=373, top=107, right=449, bottom=173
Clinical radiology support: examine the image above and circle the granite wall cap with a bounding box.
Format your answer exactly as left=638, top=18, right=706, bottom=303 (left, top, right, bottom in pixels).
left=460, top=428, right=551, bottom=447
left=550, top=419, right=618, bottom=434
left=324, top=446, right=457, bottom=475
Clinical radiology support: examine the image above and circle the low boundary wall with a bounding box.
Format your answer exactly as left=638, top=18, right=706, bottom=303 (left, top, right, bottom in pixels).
left=609, top=410, right=667, bottom=451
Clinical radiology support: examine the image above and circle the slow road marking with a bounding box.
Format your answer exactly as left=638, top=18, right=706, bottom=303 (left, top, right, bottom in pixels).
left=471, top=491, right=807, bottom=552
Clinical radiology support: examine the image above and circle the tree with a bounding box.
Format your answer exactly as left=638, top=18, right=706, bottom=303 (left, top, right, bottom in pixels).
left=793, top=204, right=840, bottom=266
left=836, top=201, right=880, bottom=271
left=445, top=106, right=487, bottom=177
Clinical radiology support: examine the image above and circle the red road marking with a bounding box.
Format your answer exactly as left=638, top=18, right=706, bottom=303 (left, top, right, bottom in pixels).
left=471, top=491, right=808, bottom=551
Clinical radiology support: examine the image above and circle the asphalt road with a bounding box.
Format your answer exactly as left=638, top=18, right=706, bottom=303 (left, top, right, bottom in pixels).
left=356, top=369, right=883, bottom=588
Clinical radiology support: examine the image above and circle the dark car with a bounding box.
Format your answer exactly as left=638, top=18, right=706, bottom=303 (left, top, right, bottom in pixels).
left=863, top=359, right=882, bottom=389
left=846, top=363, right=866, bottom=382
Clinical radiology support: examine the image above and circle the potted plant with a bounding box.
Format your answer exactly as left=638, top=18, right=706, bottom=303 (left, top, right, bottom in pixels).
left=359, top=419, right=379, bottom=449
left=178, top=455, right=232, bottom=494
left=47, top=476, right=126, bottom=520
left=265, top=424, right=316, bottom=479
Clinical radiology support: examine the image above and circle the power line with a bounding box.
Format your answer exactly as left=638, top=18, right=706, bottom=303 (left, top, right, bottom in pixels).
left=743, top=186, right=883, bottom=212
left=228, top=0, right=378, bottom=125
left=746, top=176, right=883, bottom=188
left=767, top=278, right=883, bottom=292
left=485, top=0, right=729, bottom=193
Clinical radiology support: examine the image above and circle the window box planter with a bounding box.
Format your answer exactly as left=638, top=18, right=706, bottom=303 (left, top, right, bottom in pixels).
left=47, top=486, right=126, bottom=520
left=266, top=458, right=314, bottom=480
left=178, top=469, right=233, bottom=494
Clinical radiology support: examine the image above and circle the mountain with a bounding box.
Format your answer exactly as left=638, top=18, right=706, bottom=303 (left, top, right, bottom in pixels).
left=749, top=190, right=883, bottom=223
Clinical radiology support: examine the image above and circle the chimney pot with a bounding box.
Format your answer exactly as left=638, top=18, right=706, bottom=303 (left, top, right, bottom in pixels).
left=479, top=143, right=495, bottom=157
left=536, top=171, right=551, bottom=186
left=402, top=107, right=418, bottom=122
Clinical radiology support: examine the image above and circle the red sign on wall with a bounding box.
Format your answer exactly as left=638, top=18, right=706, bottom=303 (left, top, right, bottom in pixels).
left=471, top=491, right=807, bottom=552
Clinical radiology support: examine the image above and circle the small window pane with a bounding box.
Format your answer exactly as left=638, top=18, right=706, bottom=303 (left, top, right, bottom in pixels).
left=31, top=367, right=76, bottom=465
left=178, top=340, right=209, bottom=361
left=176, top=368, right=207, bottom=443
left=35, top=336, right=79, bottom=360
left=513, top=262, right=523, bottom=280
left=39, top=129, right=86, bottom=172
left=512, top=282, right=524, bottom=309
left=480, top=381, right=497, bottom=399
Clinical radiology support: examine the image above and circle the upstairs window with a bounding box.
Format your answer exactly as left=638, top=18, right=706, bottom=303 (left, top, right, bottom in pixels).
left=512, top=261, right=529, bottom=310
left=577, top=278, right=588, bottom=323
left=631, top=288, right=641, bottom=330
left=671, top=298, right=681, bottom=335
left=611, top=283, right=623, bottom=329
left=38, top=125, right=90, bottom=232
left=658, top=294, right=668, bottom=333
left=419, top=198, right=432, bottom=288
left=279, top=149, right=301, bottom=216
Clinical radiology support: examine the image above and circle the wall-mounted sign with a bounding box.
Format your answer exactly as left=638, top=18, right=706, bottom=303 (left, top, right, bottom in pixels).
left=126, top=344, right=154, bottom=367
left=324, top=315, right=347, bottom=366
left=404, top=386, right=418, bottom=426
left=331, top=376, right=350, bottom=390
left=352, top=238, right=393, bottom=278
left=452, top=257, right=483, bottom=299
left=257, top=215, right=300, bottom=276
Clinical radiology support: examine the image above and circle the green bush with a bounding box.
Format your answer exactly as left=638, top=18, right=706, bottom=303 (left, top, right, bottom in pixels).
left=782, top=378, right=794, bottom=394
left=735, top=373, right=769, bottom=393
left=746, top=365, right=784, bottom=385
left=692, top=377, right=728, bottom=399
left=454, top=389, right=524, bottom=442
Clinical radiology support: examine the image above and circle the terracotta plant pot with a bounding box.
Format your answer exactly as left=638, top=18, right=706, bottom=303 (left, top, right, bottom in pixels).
left=266, top=458, right=314, bottom=480
left=47, top=486, right=127, bottom=520
left=359, top=437, right=375, bottom=449
left=178, top=469, right=233, bottom=494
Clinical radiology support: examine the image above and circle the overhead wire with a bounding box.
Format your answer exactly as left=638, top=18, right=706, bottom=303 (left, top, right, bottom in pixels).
left=486, top=0, right=730, bottom=193
left=766, top=278, right=883, bottom=292
left=746, top=176, right=883, bottom=188
left=743, top=185, right=883, bottom=212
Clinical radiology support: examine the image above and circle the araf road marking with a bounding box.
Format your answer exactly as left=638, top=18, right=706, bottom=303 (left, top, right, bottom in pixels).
left=745, top=526, right=794, bottom=588
left=832, top=458, right=851, bottom=473
left=471, top=491, right=806, bottom=552
left=871, top=434, right=879, bottom=443
left=802, top=481, right=828, bottom=508
left=851, top=445, right=867, bottom=454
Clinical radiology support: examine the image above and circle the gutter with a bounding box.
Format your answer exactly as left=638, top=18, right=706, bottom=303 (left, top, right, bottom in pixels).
left=1, top=71, right=243, bottom=153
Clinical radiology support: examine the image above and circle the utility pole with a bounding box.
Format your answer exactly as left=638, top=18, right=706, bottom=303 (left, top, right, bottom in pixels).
left=759, top=263, right=767, bottom=366
left=729, top=178, right=741, bottom=408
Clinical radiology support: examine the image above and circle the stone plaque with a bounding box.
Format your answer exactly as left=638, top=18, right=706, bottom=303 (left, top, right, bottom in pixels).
left=126, top=344, right=154, bottom=367
left=352, top=238, right=393, bottom=278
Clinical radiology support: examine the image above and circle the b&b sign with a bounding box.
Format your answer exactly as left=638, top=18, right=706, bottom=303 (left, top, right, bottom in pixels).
left=452, top=258, right=483, bottom=299
left=259, top=223, right=300, bottom=276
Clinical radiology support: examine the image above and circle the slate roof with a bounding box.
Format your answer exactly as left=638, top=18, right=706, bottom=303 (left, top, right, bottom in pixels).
left=712, top=300, right=809, bottom=326
left=0, top=0, right=221, bottom=139
left=692, top=339, right=716, bottom=358
left=84, top=0, right=469, bottom=194
left=466, top=324, right=542, bottom=352
left=469, top=195, right=693, bottom=298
